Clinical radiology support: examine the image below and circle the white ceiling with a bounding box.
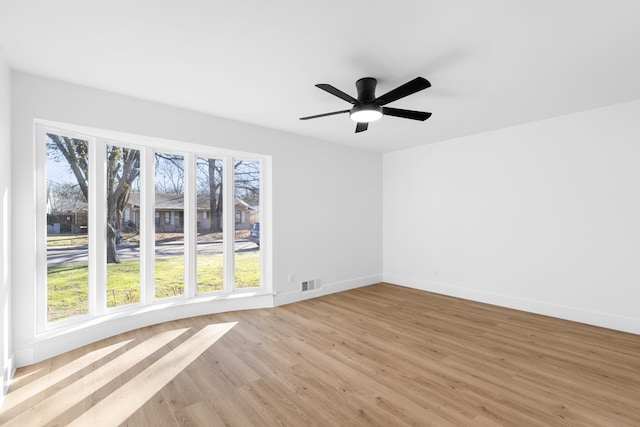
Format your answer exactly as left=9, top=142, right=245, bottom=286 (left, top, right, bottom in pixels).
left=1, top=0, right=639, bottom=152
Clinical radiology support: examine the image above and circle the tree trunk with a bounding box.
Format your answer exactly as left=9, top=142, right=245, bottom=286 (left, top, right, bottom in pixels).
left=105, top=146, right=140, bottom=263
left=215, top=184, right=223, bottom=230
left=47, top=136, right=140, bottom=264
left=106, top=222, right=119, bottom=264
left=106, top=193, right=120, bottom=263
left=208, top=159, right=222, bottom=232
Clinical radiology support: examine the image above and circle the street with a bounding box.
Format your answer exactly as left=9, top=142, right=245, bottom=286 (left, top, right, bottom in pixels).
left=47, top=239, right=258, bottom=266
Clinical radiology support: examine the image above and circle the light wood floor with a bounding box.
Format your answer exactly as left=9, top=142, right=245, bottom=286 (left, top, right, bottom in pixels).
left=2, top=283, right=640, bottom=426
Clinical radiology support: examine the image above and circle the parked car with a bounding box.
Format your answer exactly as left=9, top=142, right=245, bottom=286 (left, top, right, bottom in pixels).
left=248, top=222, right=260, bottom=246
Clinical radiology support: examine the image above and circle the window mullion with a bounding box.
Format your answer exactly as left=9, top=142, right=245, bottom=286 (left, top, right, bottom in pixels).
left=260, top=158, right=269, bottom=293
left=141, top=147, right=155, bottom=304
left=40, top=122, right=269, bottom=328
left=35, top=128, right=47, bottom=331
left=184, top=153, right=196, bottom=298
left=91, top=138, right=106, bottom=314
left=223, top=156, right=235, bottom=292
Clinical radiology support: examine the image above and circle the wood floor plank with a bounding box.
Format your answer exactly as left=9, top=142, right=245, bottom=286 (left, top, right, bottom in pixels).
left=180, top=401, right=226, bottom=427
left=3, top=283, right=640, bottom=426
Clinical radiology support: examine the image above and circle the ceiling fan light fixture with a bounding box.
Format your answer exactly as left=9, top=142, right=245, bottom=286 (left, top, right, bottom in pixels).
left=300, top=76, right=431, bottom=132
left=349, top=104, right=383, bottom=123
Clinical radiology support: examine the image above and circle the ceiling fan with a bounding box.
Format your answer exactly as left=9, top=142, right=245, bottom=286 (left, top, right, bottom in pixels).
left=300, top=77, right=432, bottom=133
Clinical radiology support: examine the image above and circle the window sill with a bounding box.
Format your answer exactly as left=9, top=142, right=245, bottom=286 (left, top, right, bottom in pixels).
left=33, top=291, right=274, bottom=353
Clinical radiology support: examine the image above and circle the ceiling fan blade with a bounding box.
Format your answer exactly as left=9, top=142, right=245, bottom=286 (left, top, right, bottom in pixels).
left=299, top=110, right=350, bottom=120
left=382, top=107, right=432, bottom=121
left=374, top=77, right=431, bottom=106
left=355, top=122, right=368, bottom=133
left=316, top=84, right=360, bottom=105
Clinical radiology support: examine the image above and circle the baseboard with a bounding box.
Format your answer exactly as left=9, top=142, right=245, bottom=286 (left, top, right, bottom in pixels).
left=384, top=274, right=640, bottom=335
left=1, top=353, right=15, bottom=406
left=274, top=274, right=382, bottom=307
left=13, top=347, right=33, bottom=369
left=19, top=293, right=275, bottom=366
left=15, top=276, right=382, bottom=367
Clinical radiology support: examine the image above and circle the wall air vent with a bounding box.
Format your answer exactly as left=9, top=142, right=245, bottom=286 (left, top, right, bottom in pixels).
left=301, top=278, right=321, bottom=292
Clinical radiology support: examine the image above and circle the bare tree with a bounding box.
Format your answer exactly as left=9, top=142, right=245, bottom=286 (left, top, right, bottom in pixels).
left=196, top=158, right=224, bottom=233
left=155, top=153, right=184, bottom=194
left=46, top=181, right=86, bottom=214
left=106, top=145, right=140, bottom=263
left=196, top=159, right=260, bottom=232
left=47, top=135, right=89, bottom=200
left=234, top=160, right=260, bottom=206
left=153, top=154, right=225, bottom=233
left=47, top=134, right=140, bottom=263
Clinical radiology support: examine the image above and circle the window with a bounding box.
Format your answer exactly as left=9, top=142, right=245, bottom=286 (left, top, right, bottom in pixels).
left=234, top=160, right=260, bottom=288
left=155, top=152, right=185, bottom=299
left=45, top=133, right=91, bottom=321
left=38, top=123, right=268, bottom=328
left=195, top=156, right=224, bottom=294
left=106, top=143, right=142, bottom=308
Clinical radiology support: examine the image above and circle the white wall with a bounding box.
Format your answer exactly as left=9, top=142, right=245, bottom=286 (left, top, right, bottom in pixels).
left=384, top=100, right=640, bottom=334
left=12, top=72, right=382, bottom=365
left=0, top=49, right=13, bottom=400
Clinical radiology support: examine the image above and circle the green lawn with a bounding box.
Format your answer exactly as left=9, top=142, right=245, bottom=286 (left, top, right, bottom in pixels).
left=47, top=234, right=89, bottom=247
left=47, top=251, right=260, bottom=322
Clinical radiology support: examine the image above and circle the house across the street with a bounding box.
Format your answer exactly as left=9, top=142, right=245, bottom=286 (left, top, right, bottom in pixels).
left=125, top=192, right=255, bottom=232
left=47, top=192, right=256, bottom=234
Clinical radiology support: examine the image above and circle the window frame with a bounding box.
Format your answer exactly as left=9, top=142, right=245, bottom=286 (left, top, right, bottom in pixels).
left=36, top=121, right=270, bottom=333
left=232, top=157, right=264, bottom=290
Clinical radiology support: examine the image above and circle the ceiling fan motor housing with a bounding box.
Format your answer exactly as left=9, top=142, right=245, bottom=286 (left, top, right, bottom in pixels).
left=356, top=77, right=378, bottom=102
left=350, top=77, right=383, bottom=122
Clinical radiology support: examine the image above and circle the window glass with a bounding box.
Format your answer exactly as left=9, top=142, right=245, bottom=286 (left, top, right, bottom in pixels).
left=234, top=160, right=260, bottom=288
left=105, top=144, right=141, bottom=308
left=45, top=133, right=90, bottom=321
left=196, top=157, right=224, bottom=293
left=40, top=125, right=267, bottom=328
left=154, top=153, right=185, bottom=298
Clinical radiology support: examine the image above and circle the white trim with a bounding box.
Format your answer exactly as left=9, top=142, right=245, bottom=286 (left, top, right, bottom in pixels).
left=35, top=128, right=47, bottom=333
left=223, top=157, right=235, bottom=292
left=273, top=275, right=382, bottom=306
left=141, top=147, right=155, bottom=305
left=35, top=120, right=271, bottom=337
left=34, top=119, right=262, bottom=159
left=1, top=352, right=15, bottom=402
left=20, top=292, right=275, bottom=366
left=262, top=156, right=272, bottom=294
left=184, top=153, right=196, bottom=298
left=93, top=138, right=106, bottom=314
left=383, top=274, right=640, bottom=335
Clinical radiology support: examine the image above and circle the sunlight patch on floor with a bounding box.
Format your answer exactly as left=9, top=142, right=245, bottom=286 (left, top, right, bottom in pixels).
left=68, top=322, right=236, bottom=426
left=2, top=340, right=132, bottom=414
left=0, top=328, right=188, bottom=427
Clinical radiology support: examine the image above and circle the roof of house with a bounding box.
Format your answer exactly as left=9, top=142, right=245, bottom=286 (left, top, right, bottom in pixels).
left=127, top=192, right=254, bottom=211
